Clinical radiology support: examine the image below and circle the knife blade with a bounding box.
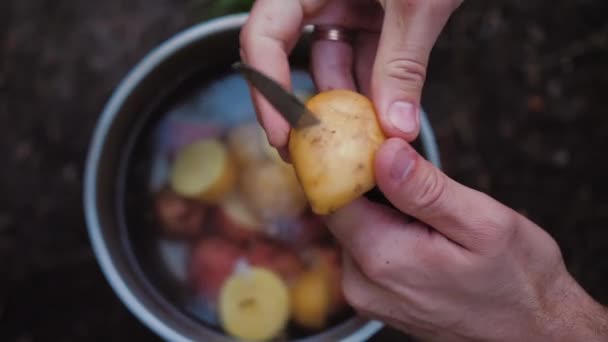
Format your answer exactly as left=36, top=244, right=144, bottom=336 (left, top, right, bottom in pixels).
left=232, top=62, right=320, bottom=129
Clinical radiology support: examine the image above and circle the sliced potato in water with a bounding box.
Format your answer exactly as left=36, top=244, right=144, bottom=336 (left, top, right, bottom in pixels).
left=169, top=138, right=236, bottom=204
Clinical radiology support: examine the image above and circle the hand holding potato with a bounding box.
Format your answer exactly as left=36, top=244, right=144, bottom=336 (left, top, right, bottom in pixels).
left=325, top=138, right=608, bottom=341
left=240, top=0, right=462, bottom=154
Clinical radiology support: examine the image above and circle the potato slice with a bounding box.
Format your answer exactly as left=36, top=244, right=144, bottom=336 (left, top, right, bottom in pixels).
left=169, top=138, right=235, bottom=204
left=289, top=90, right=386, bottom=214
left=241, top=160, right=308, bottom=222
left=219, top=266, right=290, bottom=341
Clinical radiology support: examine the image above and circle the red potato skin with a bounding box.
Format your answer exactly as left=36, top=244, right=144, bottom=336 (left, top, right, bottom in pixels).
left=246, top=239, right=305, bottom=283
left=188, top=236, right=245, bottom=301
left=155, top=188, right=208, bottom=238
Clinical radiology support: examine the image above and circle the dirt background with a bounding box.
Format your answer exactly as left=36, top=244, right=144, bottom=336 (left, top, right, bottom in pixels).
left=1, top=0, right=607, bottom=340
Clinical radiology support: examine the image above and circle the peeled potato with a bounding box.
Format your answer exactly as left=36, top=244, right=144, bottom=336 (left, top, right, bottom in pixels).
left=226, top=122, right=268, bottom=167
left=259, top=129, right=284, bottom=164
left=241, top=161, right=308, bottom=222
left=314, top=247, right=348, bottom=315
left=290, top=265, right=332, bottom=330
left=169, top=138, right=236, bottom=204
left=227, top=120, right=287, bottom=168
left=289, top=89, right=386, bottom=215
left=219, top=266, right=290, bottom=341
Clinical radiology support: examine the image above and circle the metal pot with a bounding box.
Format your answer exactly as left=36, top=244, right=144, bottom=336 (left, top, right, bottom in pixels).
left=84, top=13, right=441, bottom=342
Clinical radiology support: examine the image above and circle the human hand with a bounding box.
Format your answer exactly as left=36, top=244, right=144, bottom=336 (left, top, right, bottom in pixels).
left=239, top=0, right=462, bottom=157
left=325, top=137, right=608, bottom=341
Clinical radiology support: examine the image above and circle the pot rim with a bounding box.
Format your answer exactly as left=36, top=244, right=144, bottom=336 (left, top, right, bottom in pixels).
left=84, top=12, right=441, bottom=342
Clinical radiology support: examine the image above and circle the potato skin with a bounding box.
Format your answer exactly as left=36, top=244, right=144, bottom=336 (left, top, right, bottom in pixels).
left=188, top=237, right=244, bottom=301
left=289, top=90, right=386, bottom=215
left=154, top=187, right=208, bottom=238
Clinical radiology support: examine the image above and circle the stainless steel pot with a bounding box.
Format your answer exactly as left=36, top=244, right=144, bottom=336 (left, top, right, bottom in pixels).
left=84, top=13, right=441, bottom=342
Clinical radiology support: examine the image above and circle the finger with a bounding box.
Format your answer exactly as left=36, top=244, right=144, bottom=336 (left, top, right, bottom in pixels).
left=341, top=252, right=396, bottom=317
left=306, top=0, right=383, bottom=30
left=354, top=31, right=380, bottom=97
left=325, top=197, right=462, bottom=280
left=374, top=138, right=520, bottom=253
left=240, top=0, right=326, bottom=150
left=341, top=252, right=425, bottom=337
left=310, top=39, right=356, bottom=91
left=372, top=0, right=460, bottom=141
left=307, top=0, right=382, bottom=92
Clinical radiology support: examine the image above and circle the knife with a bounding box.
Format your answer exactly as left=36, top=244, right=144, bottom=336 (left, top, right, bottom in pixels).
left=232, top=62, right=320, bottom=129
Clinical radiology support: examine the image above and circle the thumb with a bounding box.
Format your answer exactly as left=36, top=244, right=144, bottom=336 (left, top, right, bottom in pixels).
left=373, top=0, right=458, bottom=141
left=374, top=138, right=520, bottom=253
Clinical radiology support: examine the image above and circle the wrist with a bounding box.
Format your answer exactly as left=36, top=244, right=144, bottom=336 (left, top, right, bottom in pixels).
left=539, top=273, right=608, bottom=341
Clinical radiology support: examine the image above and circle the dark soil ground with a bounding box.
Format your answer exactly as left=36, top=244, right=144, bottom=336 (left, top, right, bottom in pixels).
left=1, top=0, right=607, bottom=340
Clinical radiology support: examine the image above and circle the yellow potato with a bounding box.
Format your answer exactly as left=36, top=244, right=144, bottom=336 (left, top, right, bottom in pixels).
left=289, top=89, right=386, bottom=215
left=241, top=160, right=308, bottom=222
left=290, top=266, right=332, bottom=330
left=219, top=266, right=290, bottom=341
left=169, top=138, right=236, bottom=204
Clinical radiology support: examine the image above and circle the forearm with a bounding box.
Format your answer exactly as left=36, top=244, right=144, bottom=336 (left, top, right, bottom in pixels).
left=561, top=295, right=608, bottom=341
left=542, top=274, right=608, bottom=342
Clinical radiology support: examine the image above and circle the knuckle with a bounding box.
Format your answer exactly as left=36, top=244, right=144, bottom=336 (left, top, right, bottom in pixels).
left=382, top=57, right=427, bottom=93
left=467, top=204, right=522, bottom=254
left=412, top=166, right=448, bottom=213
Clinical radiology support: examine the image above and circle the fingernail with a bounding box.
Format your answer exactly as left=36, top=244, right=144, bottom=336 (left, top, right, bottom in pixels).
left=390, top=147, right=415, bottom=181
left=387, top=101, right=419, bottom=135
